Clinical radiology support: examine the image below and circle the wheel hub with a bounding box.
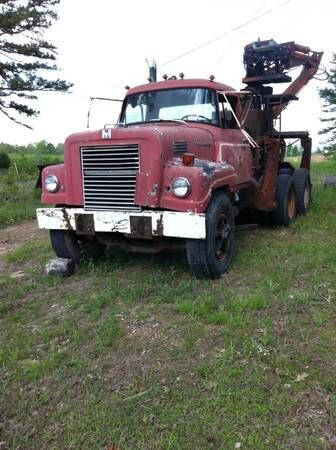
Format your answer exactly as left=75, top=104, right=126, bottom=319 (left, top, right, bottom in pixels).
left=304, top=183, right=310, bottom=209
left=214, top=214, right=231, bottom=261
left=288, top=187, right=296, bottom=219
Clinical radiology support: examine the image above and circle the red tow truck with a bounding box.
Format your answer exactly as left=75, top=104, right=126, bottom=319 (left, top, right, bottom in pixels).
left=37, top=39, right=323, bottom=278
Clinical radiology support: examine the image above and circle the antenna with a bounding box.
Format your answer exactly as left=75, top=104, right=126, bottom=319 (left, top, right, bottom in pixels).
left=146, top=58, right=157, bottom=82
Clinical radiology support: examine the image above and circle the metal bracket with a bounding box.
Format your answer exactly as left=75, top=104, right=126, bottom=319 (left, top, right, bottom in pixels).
left=75, top=213, right=95, bottom=235
left=130, top=216, right=152, bottom=239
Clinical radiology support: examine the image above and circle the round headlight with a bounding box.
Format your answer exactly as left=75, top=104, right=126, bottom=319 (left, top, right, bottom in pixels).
left=45, top=175, right=59, bottom=193
left=171, top=177, right=191, bottom=198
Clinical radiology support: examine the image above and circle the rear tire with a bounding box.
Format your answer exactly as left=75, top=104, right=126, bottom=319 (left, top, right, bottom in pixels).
left=272, top=174, right=296, bottom=226
left=186, top=192, right=235, bottom=279
left=293, top=168, right=311, bottom=215
left=50, top=230, right=105, bottom=263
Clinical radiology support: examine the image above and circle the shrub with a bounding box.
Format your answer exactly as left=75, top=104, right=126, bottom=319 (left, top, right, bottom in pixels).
left=0, top=152, right=11, bottom=169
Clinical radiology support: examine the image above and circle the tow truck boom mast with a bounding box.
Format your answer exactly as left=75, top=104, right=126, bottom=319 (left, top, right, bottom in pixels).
left=242, top=39, right=323, bottom=118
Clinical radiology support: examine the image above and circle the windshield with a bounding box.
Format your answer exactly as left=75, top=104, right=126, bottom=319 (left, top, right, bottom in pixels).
left=120, top=88, right=219, bottom=125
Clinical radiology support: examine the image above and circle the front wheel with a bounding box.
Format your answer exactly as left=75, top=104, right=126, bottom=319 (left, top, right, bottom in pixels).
left=186, top=192, right=235, bottom=279
left=50, top=230, right=106, bottom=263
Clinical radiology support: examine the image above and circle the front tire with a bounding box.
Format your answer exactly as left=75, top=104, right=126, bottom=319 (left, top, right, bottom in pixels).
left=50, top=230, right=106, bottom=263
left=186, top=192, right=235, bottom=279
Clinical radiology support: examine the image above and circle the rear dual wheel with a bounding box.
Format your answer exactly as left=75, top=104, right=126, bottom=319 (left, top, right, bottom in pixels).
left=272, top=170, right=311, bottom=226
left=272, top=174, right=297, bottom=226
left=293, top=168, right=311, bottom=215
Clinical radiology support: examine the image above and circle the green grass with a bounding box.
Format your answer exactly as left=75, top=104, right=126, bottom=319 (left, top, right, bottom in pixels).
left=0, top=153, right=62, bottom=228
left=0, top=159, right=336, bottom=448
left=0, top=191, right=41, bottom=228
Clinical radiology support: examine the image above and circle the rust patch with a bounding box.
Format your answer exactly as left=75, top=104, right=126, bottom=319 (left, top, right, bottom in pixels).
left=150, top=183, right=159, bottom=197
left=75, top=213, right=94, bottom=235
left=130, top=216, right=152, bottom=239
left=61, top=208, right=73, bottom=230
left=155, top=213, right=164, bottom=237
left=251, top=135, right=280, bottom=211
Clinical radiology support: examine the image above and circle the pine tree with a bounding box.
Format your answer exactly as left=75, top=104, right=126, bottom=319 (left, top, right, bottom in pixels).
left=319, top=54, right=336, bottom=157
left=0, top=0, right=72, bottom=128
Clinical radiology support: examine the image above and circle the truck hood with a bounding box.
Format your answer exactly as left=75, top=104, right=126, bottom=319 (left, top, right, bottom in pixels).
left=65, top=122, right=215, bottom=157
left=62, top=123, right=216, bottom=209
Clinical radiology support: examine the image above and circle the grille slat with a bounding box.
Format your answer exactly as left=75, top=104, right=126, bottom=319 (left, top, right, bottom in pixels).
left=174, top=141, right=188, bottom=154
left=81, top=145, right=140, bottom=211
left=83, top=174, right=136, bottom=178
left=82, top=158, right=139, bottom=162
left=84, top=160, right=138, bottom=170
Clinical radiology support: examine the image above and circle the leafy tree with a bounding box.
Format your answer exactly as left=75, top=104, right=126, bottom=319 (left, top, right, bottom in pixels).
left=35, top=139, right=48, bottom=153
left=0, top=152, right=11, bottom=168
left=55, top=142, right=63, bottom=154
left=0, top=140, right=64, bottom=154
left=46, top=142, right=55, bottom=153
left=286, top=144, right=302, bottom=157
left=0, top=0, right=72, bottom=128
left=319, top=53, right=336, bottom=158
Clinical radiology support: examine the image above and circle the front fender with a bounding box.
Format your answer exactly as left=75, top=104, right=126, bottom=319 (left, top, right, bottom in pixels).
left=160, top=158, right=237, bottom=213
left=41, top=163, right=66, bottom=205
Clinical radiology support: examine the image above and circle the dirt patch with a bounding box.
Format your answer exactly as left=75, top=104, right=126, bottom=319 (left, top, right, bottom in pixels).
left=0, top=219, right=45, bottom=252
left=0, top=219, right=47, bottom=273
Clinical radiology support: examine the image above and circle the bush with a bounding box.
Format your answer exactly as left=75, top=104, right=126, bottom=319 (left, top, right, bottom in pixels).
left=0, top=152, right=11, bottom=169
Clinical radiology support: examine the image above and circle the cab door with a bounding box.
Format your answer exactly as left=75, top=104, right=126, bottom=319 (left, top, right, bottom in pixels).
left=217, top=93, right=253, bottom=185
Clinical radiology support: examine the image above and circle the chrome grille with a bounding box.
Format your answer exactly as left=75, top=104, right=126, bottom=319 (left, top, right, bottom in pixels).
left=81, top=144, right=140, bottom=211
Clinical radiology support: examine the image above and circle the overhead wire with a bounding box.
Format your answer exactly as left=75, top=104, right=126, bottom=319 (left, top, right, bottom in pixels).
left=108, top=0, right=294, bottom=90
left=213, top=0, right=268, bottom=67
left=158, top=0, right=293, bottom=68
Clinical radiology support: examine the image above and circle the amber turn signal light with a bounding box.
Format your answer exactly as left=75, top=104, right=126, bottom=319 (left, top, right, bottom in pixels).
left=182, top=153, right=194, bottom=166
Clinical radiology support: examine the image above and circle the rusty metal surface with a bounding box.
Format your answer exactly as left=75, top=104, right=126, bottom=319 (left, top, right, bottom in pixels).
left=75, top=213, right=95, bottom=235
left=61, top=207, right=73, bottom=230
left=130, top=216, right=153, bottom=239
left=300, top=136, right=312, bottom=171
left=251, top=135, right=281, bottom=211
left=154, top=214, right=164, bottom=237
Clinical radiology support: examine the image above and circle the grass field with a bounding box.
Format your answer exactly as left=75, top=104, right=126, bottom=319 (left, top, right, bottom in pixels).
left=0, top=160, right=336, bottom=448
left=0, top=153, right=62, bottom=228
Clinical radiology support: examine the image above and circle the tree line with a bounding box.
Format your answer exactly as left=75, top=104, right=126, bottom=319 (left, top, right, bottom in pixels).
left=0, top=141, right=64, bottom=155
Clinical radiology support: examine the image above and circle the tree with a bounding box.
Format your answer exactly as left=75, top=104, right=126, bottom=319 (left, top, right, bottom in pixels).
left=0, top=151, right=11, bottom=169
left=0, top=0, right=72, bottom=128
left=319, top=53, right=336, bottom=158
left=35, top=139, right=48, bottom=153
left=286, top=143, right=302, bottom=157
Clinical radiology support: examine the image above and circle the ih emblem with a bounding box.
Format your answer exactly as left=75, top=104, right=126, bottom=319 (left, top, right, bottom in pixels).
left=102, top=128, right=112, bottom=139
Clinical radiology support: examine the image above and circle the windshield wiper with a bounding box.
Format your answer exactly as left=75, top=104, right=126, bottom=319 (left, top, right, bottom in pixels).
left=148, top=119, right=187, bottom=124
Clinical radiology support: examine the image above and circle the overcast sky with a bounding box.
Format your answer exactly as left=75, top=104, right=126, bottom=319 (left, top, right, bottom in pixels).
left=1, top=0, right=334, bottom=148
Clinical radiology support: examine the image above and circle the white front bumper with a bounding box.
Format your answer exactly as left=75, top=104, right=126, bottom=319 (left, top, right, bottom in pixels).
left=36, top=208, right=206, bottom=239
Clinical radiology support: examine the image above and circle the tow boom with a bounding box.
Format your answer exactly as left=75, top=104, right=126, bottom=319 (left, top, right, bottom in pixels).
left=242, top=39, right=323, bottom=118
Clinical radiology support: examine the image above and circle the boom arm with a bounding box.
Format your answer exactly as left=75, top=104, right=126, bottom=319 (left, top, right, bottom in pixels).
left=271, top=43, right=323, bottom=119
left=242, top=39, right=323, bottom=119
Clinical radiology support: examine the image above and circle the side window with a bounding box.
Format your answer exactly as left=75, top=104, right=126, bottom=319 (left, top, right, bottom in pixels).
left=124, top=103, right=147, bottom=124
left=218, top=93, right=238, bottom=129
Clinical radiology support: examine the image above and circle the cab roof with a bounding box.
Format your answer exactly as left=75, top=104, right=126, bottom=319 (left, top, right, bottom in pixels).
left=126, top=78, right=235, bottom=96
